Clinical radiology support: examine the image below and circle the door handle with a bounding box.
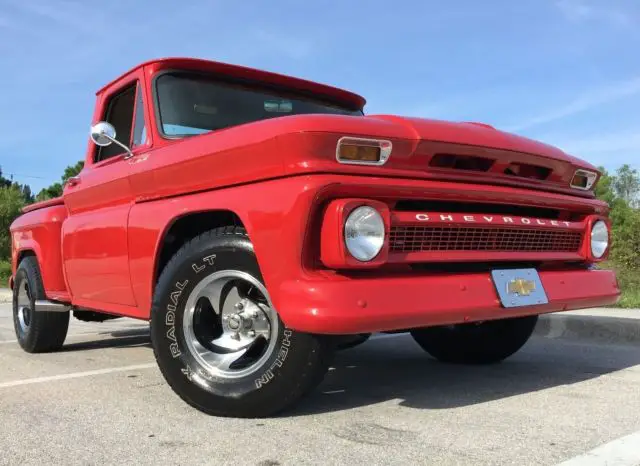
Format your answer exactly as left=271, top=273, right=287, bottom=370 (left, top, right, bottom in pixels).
left=66, top=176, right=81, bottom=187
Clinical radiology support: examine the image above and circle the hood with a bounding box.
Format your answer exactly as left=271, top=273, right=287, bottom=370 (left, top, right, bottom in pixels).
left=272, top=113, right=598, bottom=198
left=370, top=115, right=594, bottom=169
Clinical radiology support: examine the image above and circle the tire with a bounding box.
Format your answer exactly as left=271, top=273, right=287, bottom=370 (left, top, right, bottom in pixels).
left=13, top=256, right=70, bottom=353
left=410, top=315, right=538, bottom=364
left=150, top=226, right=333, bottom=418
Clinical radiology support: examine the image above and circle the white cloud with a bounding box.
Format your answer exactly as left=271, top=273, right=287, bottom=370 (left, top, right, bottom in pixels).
left=551, top=131, right=640, bottom=155
left=537, top=129, right=640, bottom=169
left=555, top=0, right=632, bottom=27
left=504, top=76, right=640, bottom=132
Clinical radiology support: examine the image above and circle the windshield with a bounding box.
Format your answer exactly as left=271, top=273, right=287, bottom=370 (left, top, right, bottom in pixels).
left=154, top=72, right=363, bottom=137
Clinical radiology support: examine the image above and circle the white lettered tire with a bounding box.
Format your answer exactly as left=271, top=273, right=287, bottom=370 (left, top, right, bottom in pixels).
left=150, top=226, right=332, bottom=418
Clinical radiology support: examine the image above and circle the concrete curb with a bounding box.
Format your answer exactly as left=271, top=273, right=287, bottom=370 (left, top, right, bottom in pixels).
left=536, top=312, right=640, bottom=344
left=0, top=288, right=10, bottom=304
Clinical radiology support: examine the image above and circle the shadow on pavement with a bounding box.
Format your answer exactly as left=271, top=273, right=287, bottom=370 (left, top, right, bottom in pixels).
left=291, top=334, right=640, bottom=416
left=61, top=332, right=151, bottom=352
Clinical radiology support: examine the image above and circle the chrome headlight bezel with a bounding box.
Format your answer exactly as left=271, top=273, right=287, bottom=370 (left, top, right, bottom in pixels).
left=590, top=220, right=609, bottom=259
left=344, top=205, right=386, bottom=262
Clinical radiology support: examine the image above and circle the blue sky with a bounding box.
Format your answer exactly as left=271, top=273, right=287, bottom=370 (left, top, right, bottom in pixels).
left=0, top=0, right=638, bottom=192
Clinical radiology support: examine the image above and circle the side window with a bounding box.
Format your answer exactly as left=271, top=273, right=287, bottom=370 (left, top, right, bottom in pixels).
left=132, top=88, right=146, bottom=147
left=95, top=84, right=136, bottom=162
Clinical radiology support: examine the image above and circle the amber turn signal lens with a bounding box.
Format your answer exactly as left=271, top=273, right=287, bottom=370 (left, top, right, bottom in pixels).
left=335, top=137, right=392, bottom=165
left=570, top=169, right=598, bottom=190
left=338, top=144, right=381, bottom=162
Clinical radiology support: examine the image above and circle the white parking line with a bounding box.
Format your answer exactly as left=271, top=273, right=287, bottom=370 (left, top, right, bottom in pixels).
left=557, top=431, right=640, bottom=466
left=0, top=327, right=149, bottom=344
left=0, top=363, right=157, bottom=389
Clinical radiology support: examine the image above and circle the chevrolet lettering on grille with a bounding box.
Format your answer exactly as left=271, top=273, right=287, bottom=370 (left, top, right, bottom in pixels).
left=414, top=213, right=574, bottom=227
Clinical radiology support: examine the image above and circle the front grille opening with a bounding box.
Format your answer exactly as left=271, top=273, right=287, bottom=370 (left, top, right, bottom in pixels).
left=393, top=200, right=563, bottom=219
left=390, top=226, right=582, bottom=253
left=430, top=153, right=494, bottom=172
left=504, top=163, right=552, bottom=181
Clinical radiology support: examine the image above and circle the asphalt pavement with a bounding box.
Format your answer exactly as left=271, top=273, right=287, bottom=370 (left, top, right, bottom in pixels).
left=1, top=301, right=639, bottom=465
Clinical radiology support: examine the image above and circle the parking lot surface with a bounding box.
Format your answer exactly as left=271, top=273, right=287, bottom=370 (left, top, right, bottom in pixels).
left=1, top=303, right=639, bottom=465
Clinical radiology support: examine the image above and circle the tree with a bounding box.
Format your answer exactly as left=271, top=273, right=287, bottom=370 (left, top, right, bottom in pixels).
left=35, top=161, right=84, bottom=202
left=35, top=183, right=63, bottom=202
left=0, top=186, right=25, bottom=259
left=20, top=184, right=33, bottom=204
left=62, top=161, right=84, bottom=184
left=0, top=167, right=12, bottom=188
left=612, top=164, right=640, bottom=207
left=595, top=167, right=614, bottom=204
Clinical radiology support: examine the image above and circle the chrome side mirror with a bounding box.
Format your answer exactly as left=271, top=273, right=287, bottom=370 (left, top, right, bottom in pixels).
left=90, top=121, right=116, bottom=146
left=89, top=121, right=134, bottom=159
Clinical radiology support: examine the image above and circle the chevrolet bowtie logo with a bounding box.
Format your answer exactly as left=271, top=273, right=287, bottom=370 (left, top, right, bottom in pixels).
left=507, top=278, right=536, bottom=296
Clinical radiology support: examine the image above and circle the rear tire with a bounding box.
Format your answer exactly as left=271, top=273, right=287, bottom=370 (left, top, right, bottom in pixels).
left=410, top=315, right=538, bottom=364
left=13, top=256, right=70, bottom=353
left=151, top=226, right=333, bottom=418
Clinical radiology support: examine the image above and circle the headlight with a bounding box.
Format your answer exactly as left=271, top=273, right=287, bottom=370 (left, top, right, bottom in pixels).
left=591, top=220, right=609, bottom=258
left=344, top=206, right=385, bottom=261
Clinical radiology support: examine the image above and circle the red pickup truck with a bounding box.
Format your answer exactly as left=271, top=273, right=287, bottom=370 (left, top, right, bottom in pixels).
left=9, top=57, right=619, bottom=417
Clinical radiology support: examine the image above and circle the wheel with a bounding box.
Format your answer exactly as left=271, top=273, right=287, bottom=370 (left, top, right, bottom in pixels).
left=151, top=226, right=333, bottom=418
left=13, top=256, right=70, bottom=353
left=410, top=315, right=538, bottom=364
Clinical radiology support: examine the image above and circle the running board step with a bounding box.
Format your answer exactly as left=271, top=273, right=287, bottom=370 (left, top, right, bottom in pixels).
left=34, top=300, right=71, bottom=313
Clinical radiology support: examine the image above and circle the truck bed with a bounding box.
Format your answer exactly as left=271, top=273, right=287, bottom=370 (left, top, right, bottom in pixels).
left=21, top=196, right=64, bottom=214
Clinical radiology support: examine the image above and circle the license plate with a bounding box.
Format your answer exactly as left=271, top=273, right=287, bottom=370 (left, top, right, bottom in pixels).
left=491, top=268, right=548, bottom=308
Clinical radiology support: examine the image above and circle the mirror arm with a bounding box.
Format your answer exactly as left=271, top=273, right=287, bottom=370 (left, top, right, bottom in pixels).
left=103, top=134, right=134, bottom=159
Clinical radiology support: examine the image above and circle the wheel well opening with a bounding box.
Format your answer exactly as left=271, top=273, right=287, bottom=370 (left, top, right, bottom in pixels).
left=10, top=250, right=36, bottom=289
left=154, top=211, right=244, bottom=287
left=17, top=250, right=36, bottom=265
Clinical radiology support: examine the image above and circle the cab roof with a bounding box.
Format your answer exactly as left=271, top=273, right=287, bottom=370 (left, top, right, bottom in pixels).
left=97, top=57, right=366, bottom=110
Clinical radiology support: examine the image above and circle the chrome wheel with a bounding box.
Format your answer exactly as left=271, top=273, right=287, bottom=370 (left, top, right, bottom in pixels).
left=16, top=279, right=31, bottom=333
left=182, top=270, right=279, bottom=380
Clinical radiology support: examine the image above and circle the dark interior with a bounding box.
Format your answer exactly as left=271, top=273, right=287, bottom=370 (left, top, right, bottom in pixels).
left=96, top=85, right=136, bottom=162
left=155, top=72, right=363, bottom=136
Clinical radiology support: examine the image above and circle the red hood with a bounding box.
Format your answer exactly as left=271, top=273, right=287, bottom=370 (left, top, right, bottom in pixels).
left=268, top=113, right=599, bottom=198
left=368, top=115, right=595, bottom=170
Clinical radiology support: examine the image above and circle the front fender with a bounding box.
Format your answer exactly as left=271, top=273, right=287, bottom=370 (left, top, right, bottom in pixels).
left=128, top=175, right=323, bottom=319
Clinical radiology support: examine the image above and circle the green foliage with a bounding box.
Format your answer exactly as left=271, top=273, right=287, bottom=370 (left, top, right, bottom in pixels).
left=0, top=162, right=85, bottom=267
left=0, top=186, right=25, bottom=259
left=0, top=260, right=10, bottom=286
left=612, top=164, right=640, bottom=207
left=596, top=165, right=640, bottom=307
left=62, top=161, right=84, bottom=184
left=35, top=161, right=84, bottom=202
left=35, top=183, right=63, bottom=202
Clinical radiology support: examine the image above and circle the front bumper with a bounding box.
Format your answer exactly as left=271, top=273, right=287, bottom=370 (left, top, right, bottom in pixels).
left=277, top=268, right=620, bottom=334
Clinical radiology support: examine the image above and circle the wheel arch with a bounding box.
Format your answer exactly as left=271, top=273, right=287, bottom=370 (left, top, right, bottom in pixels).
left=10, top=248, right=40, bottom=290
left=152, top=210, right=246, bottom=292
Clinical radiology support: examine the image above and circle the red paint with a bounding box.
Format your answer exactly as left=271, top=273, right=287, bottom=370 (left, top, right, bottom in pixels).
left=8, top=58, right=619, bottom=334
left=275, top=268, right=619, bottom=334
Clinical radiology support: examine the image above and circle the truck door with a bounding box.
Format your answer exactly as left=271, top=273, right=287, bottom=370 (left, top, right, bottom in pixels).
left=61, top=76, right=147, bottom=307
